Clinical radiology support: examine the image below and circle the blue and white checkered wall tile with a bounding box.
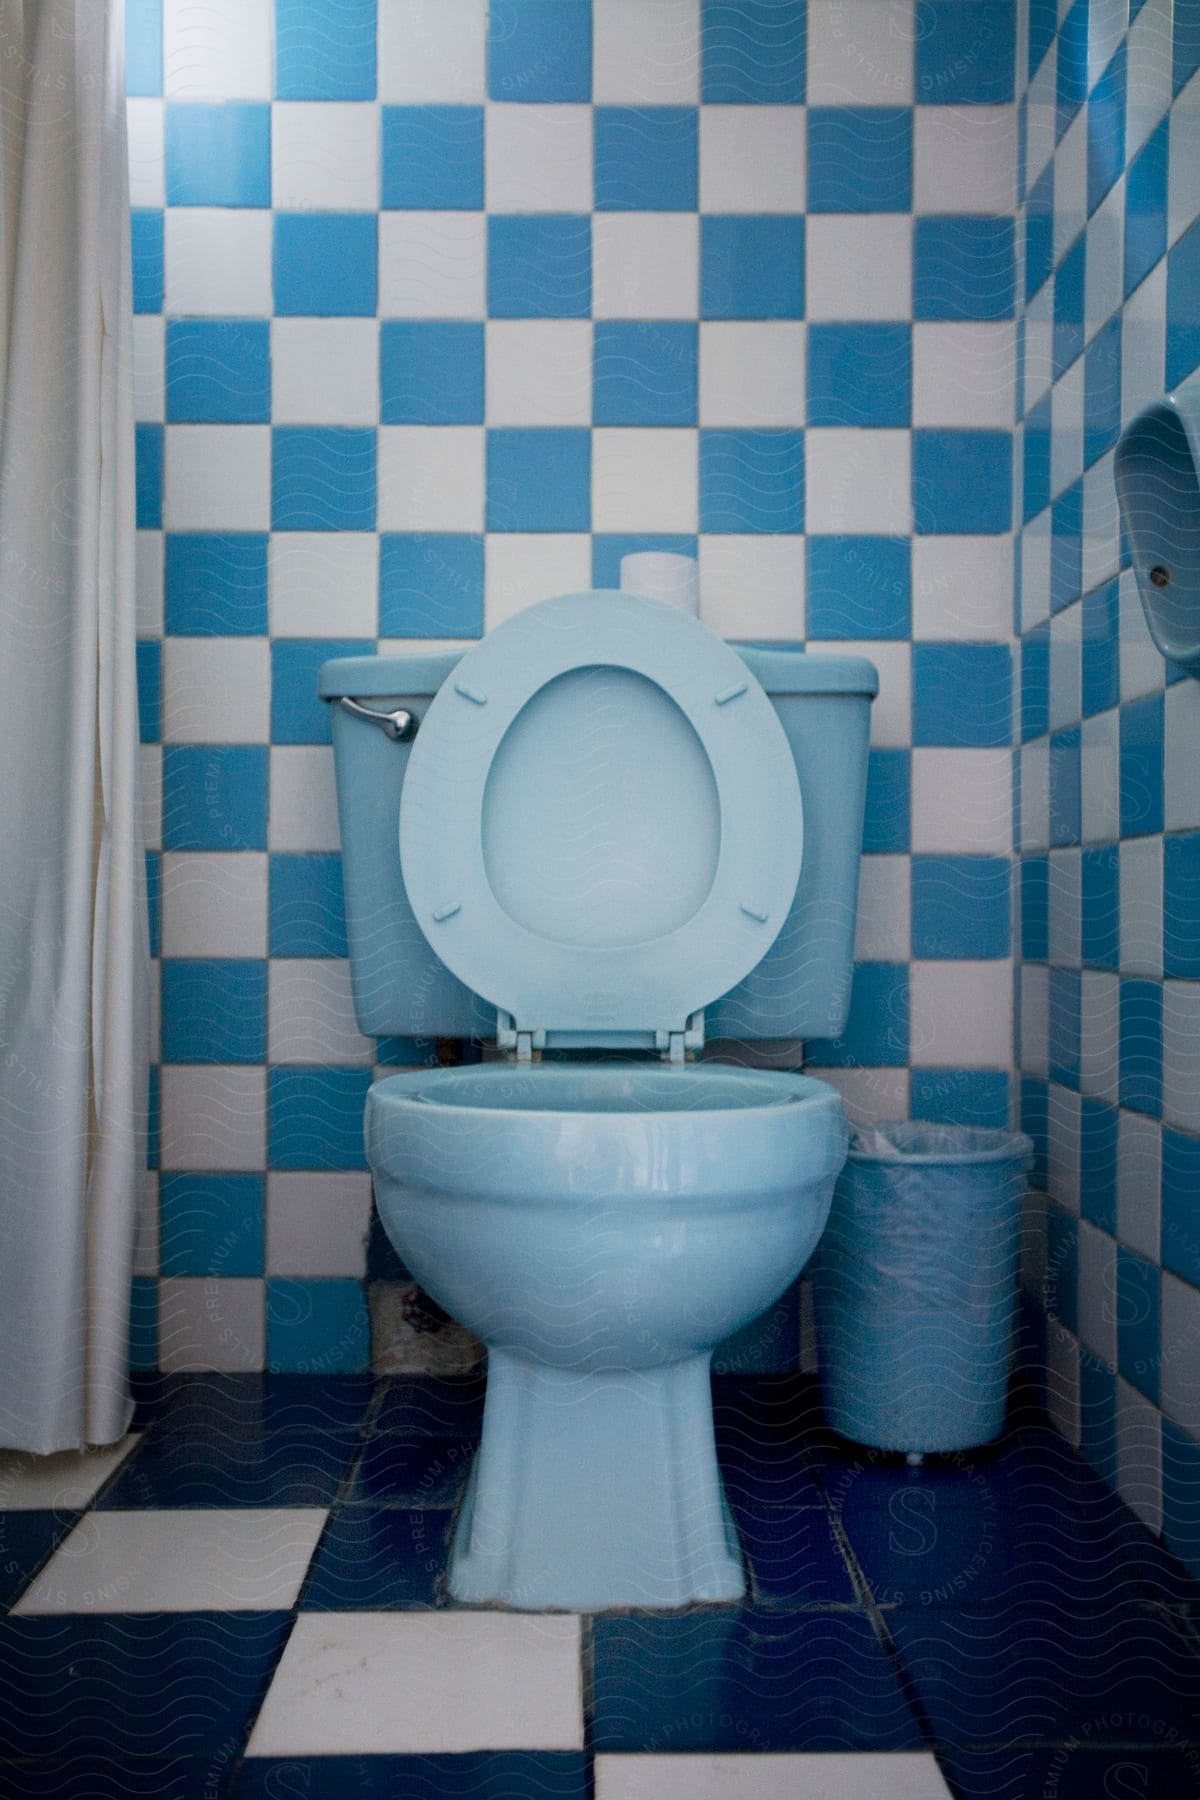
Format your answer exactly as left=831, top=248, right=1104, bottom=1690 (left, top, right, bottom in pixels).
left=1015, top=0, right=1200, bottom=1580
left=128, top=0, right=1023, bottom=1373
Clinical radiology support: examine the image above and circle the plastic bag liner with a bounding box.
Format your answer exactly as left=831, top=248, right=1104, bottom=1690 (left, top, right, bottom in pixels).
left=812, top=1122, right=1035, bottom=1455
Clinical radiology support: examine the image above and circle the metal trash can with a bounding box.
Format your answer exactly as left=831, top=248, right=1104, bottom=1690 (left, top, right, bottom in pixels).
left=812, top=1122, right=1034, bottom=1457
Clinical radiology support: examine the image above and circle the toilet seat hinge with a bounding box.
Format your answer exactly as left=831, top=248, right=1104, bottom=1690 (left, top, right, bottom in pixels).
left=656, top=1013, right=705, bottom=1063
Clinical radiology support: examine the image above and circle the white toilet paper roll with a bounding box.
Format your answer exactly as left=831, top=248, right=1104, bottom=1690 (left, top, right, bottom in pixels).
left=619, top=551, right=699, bottom=616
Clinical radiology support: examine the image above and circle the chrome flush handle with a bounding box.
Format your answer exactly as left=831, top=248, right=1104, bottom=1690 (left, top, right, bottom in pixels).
left=336, top=697, right=418, bottom=742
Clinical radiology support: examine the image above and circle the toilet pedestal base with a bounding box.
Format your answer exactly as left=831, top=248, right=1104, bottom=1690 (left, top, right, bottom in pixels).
left=447, top=1348, right=745, bottom=1611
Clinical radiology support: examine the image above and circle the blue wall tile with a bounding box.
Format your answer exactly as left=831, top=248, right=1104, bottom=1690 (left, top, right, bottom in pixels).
left=160, top=1174, right=265, bottom=1277
left=593, top=322, right=698, bottom=426
left=807, top=109, right=913, bottom=213
left=1050, top=481, right=1083, bottom=614
left=269, top=854, right=349, bottom=959
left=274, top=214, right=378, bottom=317
left=1052, top=233, right=1086, bottom=378
left=1117, top=1246, right=1161, bottom=1404
left=1162, top=1129, right=1200, bottom=1287
left=595, top=108, right=698, bottom=211
left=1080, top=845, right=1120, bottom=969
left=166, top=320, right=271, bottom=424
left=275, top=0, right=377, bottom=101
left=136, top=641, right=161, bottom=745
left=1083, top=316, right=1123, bottom=469
left=1025, top=163, right=1054, bottom=301
left=1021, top=855, right=1049, bottom=959
left=1079, top=1097, right=1119, bottom=1235
left=1021, top=625, right=1049, bottom=740
left=1055, top=0, right=1090, bottom=138
left=161, top=959, right=268, bottom=1063
left=913, top=430, right=1013, bottom=533
left=272, top=428, right=378, bottom=531
left=145, top=851, right=161, bottom=960
left=700, top=216, right=805, bottom=319
left=162, top=745, right=268, bottom=851
left=914, top=216, right=1015, bottom=320
left=910, top=1069, right=1011, bottom=1129
left=268, top=1067, right=373, bottom=1169
left=806, top=324, right=911, bottom=428
left=126, top=0, right=163, bottom=96
left=911, top=855, right=1011, bottom=957
left=135, top=424, right=163, bottom=530
left=380, top=322, right=485, bottom=424
left=1119, top=693, right=1165, bottom=838
left=699, top=430, right=804, bottom=533
left=1162, top=1417, right=1200, bottom=1581
left=131, top=210, right=164, bottom=314
left=267, top=1278, right=371, bottom=1372
left=862, top=750, right=910, bottom=853
left=1119, top=977, right=1164, bottom=1117
left=701, top=2, right=806, bottom=103
left=915, top=2, right=1015, bottom=104
left=806, top=537, right=911, bottom=641
left=1048, top=965, right=1082, bottom=1088
left=165, top=104, right=271, bottom=208
left=379, top=535, right=485, bottom=637
left=1049, top=725, right=1082, bottom=847
left=1124, top=114, right=1170, bottom=300
left=488, top=0, right=593, bottom=101
left=381, top=107, right=484, bottom=210
left=807, top=962, right=910, bottom=1067
left=486, top=429, right=592, bottom=531
left=1164, top=832, right=1200, bottom=979
left=1028, top=0, right=1056, bottom=77
left=1021, top=1074, right=1049, bottom=1187
left=271, top=639, right=374, bottom=745
left=487, top=216, right=591, bottom=318
left=165, top=535, right=269, bottom=637
left=1023, top=393, right=1051, bottom=522
left=912, top=645, right=1012, bottom=746
left=1087, top=43, right=1127, bottom=215
left=1166, top=216, right=1200, bottom=390
left=1045, top=1205, right=1078, bottom=1329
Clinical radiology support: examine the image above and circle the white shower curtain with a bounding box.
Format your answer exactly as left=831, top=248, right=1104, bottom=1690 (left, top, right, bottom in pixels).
left=0, top=0, right=148, bottom=1450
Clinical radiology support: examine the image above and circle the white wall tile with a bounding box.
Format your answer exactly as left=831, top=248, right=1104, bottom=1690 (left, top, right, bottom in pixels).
left=161, top=853, right=269, bottom=958
left=1076, top=1216, right=1118, bottom=1369
left=592, top=214, right=699, bottom=319
left=485, top=322, right=593, bottom=426
left=1163, top=980, right=1200, bottom=1133
left=1116, top=1373, right=1164, bottom=1537
left=1079, top=971, right=1120, bottom=1105
left=484, top=534, right=592, bottom=628
left=1117, top=1107, right=1162, bottom=1262
left=1021, top=964, right=1049, bottom=1076
left=272, top=320, right=380, bottom=426
left=1166, top=675, right=1200, bottom=831
left=1119, top=836, right=1163, bottom=979
left=379, top=213, right=488, bottom=319
left=912, top=535, right=1012, bottom=641
left=699, top=108, right=806, bottom=213
left=1025, top=36, right=1058, bottom=189
left=806, top=1, right=915, bottom=104
left=165, top=426, right=271, bottom=531
left=165, top=210, right=274, bottom=317
left=592, top=428, right=698, bottom=532
left=1049, top=353, right=1084, bottom=501
left=1051, top=106, right=1087, bottom=263
left=909, top=959, right=1013, bottom=1067
left=699, top=323, right=805, bottom=427
left=1169, top=66, right=1200, bottom=246
left=378, top=426, right=485, bottom=531
left=912, top=747, right=1013, bottom=854
left=854, top=855, right=911, bottom=961
left=272, top=102, right=380, bottom=211
left=1047, top=848, right=1081, bottom=967
left=1046, top=1319, right=1082, bottom=1447
left=698, top=535, right=805, bottom=639
left=139, top=746, right=162, bottom=853
left=1080, top=451, right=1121, bottom=596
left=486, top=106, right=593, bottom=213
left=1023, top=276, right=1054, bottom=413
left=269, top=960, right=374, bottom=1065
left=136, top=531, right=165, bottom=638
left=1020, top=508, right=1052, bottom=632
left=1125, top=0, right=1174, bottom=159
left=269, top=747, right=342, bottom=852
left=805, top=216, right=912, bottom=321
left=1047, top=1084, right=1082, bottom=1214
left=1120, top=257, right=1167, bottom=432
left=912, top=323, right=1014, bottom=428
left=157, top=1276, right=265, bottom=1372
left=1080, top=710, right=1120, bottom=843
left=1087, top=0, right=1130, bottom=90
left=1020, top=739, right=1050, bottom=852
left=378, top=0, right=487, bottom=102
left=132, top=317, right=165, bottom=423
left=1119, top=565, right=1166, bottom=702
left=162, top=639, right=271, bottom=744
left=163, top=0, right=273, bottom=100
left=267, top=1173, right=373, bottom=1278
left=913, top=105, right=1016, bottom=213
left=160, top=1067, right=266, bottom=1171
left=269, top=533, right=380, bottom=638
left=805, top=429, right=911, bottom=534
left=1048, top=599, right=1081, bottom=732
left=593, top=0, right=700, bottom=104
left=127, top=99, right=164, bottom=208
left=1084, top=176, right=1125, bottom=339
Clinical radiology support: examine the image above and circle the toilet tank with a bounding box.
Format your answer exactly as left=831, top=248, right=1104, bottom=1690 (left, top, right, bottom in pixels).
left=320, top=628, right=877, bottom=1044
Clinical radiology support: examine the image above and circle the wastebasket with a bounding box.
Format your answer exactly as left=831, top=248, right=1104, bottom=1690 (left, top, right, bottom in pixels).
left=812, top=1121, right=1034, bottom=1456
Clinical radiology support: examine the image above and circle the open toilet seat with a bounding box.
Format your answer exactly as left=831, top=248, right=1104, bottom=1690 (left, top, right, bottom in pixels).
left=398, top=590, right=805, bottom=1054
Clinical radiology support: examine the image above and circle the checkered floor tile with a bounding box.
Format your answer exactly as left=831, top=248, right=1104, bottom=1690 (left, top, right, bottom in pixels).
left=0, top=1374, right=1197, bottom=1797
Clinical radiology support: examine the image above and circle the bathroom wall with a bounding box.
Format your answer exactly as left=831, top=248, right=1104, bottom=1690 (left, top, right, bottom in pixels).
left=1014, top=0, right=1200, bottom=1577
left=126, top=0, right=1020, bottom=1373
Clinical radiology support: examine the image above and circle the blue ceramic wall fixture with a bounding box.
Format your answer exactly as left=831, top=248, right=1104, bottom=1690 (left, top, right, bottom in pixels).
left=1115, top=372, right=1200, bottom=678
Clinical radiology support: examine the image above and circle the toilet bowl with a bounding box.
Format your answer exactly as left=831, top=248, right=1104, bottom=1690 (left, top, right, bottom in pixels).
left=367, top=1063, right=846, bottom=1610
left=321, top=586, right=877, bottom=1610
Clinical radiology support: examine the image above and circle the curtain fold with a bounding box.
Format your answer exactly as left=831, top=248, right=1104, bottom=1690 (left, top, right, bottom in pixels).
left=0, top=0, right=148, bottom=1450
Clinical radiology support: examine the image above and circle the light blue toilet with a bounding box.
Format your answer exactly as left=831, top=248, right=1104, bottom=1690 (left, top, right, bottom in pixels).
left=322, top=589, right=877, bottom=1611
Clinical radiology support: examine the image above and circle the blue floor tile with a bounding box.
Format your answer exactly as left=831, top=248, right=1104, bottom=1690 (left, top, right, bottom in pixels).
left=0, top=1512, right=78, bottom=1610
left=716, top=1429, right=825, bottom=1514
left=735, top=1502, right=860, bottom=1609
left=349, top=1435, right=475, bottom=1507
left=98, top=1421, right=359, bottom=1509
left=0, top=1613, right=291, bottom=1760
left=132, top=1372, right=374, bottom=1439
left=939, top=1746, right=1200, bottom=1799
left=591, top=1609, right=925, bottom=1751
left=232, top=1754, right=591, bottom=1798
left=371, top=1374, right=486, bottom=1438
left=299, top=1507, right=448, bottom=1609
left=888, top=1602, right=1200, bottom=1747
left=0, top=1759, right=231, bottom=1799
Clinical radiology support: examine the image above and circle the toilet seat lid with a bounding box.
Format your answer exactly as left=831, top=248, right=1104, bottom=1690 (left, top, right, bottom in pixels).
left=398, top=590, right=803, bottom=1044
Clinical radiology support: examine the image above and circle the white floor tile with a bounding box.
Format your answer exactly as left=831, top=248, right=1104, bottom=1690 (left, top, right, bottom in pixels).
left=14, top=1509, right=325, bottom=1614
left=247, top=1612, right=583, bottom=1755
left=596, top=1753, right=953, bottom=1799
left=0, top=1436, right=140, bottom=1513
